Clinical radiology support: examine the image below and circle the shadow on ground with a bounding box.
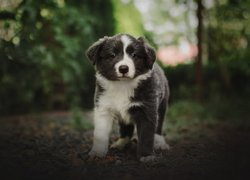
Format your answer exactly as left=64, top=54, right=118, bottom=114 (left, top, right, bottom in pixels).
left=0, top=113, right=249, bottom=180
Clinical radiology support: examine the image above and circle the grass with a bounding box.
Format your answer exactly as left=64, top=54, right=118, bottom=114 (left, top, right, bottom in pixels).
left=165, top=97, right=250, bottom=140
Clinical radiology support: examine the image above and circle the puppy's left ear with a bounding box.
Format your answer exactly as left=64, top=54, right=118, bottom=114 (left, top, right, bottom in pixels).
left=138, top=37, right=156, bottom=69
left=86, top=36, right=109, bottom=65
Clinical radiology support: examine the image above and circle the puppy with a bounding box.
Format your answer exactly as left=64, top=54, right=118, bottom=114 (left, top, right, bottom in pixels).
left=86, top=34, right=170, bottom=162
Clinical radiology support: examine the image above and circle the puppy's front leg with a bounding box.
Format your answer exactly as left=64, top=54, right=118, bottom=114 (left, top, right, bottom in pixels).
left=136, top=119, right=155, bottom=161
left=131, top=107, right=156, bottom=161
left=89, top=108, right=113, bottom=157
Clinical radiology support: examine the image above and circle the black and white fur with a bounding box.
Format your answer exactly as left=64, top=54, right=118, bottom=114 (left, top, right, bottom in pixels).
left=86, top=34, right=170, bottom=162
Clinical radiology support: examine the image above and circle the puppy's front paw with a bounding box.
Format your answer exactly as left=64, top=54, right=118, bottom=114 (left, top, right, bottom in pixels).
left=140, top=155, right=157, bottom=163
left=88, top=148, right=107, bottom=158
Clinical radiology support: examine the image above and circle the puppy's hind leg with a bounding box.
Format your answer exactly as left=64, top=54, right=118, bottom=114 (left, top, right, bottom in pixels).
left=111, top=123, right=134, bottom=150
left=154, top=97, right=170, bottom=150
left=156, top=97, right=167, bottom=135
left=154, top=134, right=170, bottom=150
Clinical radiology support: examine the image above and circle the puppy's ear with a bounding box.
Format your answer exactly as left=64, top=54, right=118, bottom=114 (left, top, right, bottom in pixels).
left=137, top=37, right=156, bottom=69
left=86, top=36, right=108, bottom=65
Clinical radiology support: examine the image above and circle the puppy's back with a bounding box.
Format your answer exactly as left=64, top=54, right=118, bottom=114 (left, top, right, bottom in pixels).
left=152, top=63, right=170, bottom=101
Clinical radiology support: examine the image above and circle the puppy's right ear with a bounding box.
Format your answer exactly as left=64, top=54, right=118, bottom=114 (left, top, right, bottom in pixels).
left=86, top=36, right=108, bottom=65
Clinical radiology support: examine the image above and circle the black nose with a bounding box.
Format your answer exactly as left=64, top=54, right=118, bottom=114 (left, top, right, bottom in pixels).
left=119, top=65, right=129, bottom=74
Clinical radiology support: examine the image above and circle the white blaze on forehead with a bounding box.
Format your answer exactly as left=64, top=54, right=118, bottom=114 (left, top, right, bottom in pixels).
left=115, top=35, right=135, bottom=79
left=121, top=35, right=132, bottom=51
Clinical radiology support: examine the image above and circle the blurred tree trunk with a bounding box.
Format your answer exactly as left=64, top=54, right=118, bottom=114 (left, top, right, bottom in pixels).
left=213, top=0, right=232, bottom=90
left=196, top=0, right=204, bottom=102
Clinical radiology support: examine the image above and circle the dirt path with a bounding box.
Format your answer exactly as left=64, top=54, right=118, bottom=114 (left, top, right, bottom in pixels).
left=0, top=113, right=249, bottom=180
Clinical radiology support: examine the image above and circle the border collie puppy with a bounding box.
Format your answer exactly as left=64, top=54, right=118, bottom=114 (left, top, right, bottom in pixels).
left=86, top=34, right=170, bottom=162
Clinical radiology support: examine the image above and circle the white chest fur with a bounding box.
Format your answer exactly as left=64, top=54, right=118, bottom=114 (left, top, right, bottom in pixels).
left=100, top=84, right=134, bottom=123
left=96, top=72, right=152, bottom=124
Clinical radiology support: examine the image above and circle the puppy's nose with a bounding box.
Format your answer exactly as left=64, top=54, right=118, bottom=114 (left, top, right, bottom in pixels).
left=119, top=65, right=129, bottom=74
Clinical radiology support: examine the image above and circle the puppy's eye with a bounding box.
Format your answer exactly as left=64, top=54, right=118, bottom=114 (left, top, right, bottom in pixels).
left=131, top=53, right=137, bottom=58
left=110, top=53, right=116, bottom=58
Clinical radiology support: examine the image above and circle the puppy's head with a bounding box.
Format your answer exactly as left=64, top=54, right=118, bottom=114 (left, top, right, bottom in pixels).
left=86, top=34, right=156, bottom=81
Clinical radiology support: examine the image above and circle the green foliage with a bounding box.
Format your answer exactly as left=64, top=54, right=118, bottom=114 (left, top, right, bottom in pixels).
left=164, top=61, right=250, bottom=101
left=167, top=100, right=204, bottom=125
left=0, top=0, right=115, bottom=115
left=71, top=107, right=93, bottom=131
left=162, top=0, right=250, bottom=103
left=206, top=0, right=250, bottom=88
left=163, top=64, right=196, bottom=100
left=112, top=0, right=144, bottom=36
left=1, top=0, right=250, bottom=121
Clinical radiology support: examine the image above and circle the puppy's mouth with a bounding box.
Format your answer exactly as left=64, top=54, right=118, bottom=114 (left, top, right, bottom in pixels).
left=117, top=75, right=133, bottom=81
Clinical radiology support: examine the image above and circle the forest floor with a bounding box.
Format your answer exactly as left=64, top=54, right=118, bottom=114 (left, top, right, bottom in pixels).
left=0, top=111, right=250, bottom=180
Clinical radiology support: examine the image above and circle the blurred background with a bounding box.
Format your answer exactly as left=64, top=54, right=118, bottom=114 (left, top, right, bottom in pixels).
left=0, top=0, right=250, bottom=129
left=1, top=1, right=250, bottom=178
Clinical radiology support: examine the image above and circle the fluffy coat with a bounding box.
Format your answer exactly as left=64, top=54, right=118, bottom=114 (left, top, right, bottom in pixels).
left=86, top=34, right=170, bottom=162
